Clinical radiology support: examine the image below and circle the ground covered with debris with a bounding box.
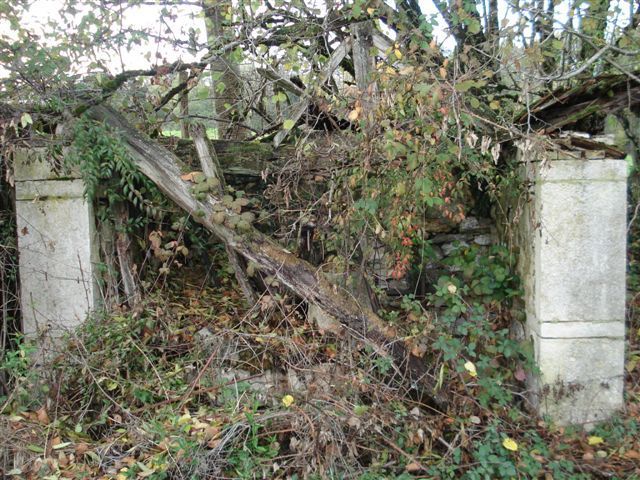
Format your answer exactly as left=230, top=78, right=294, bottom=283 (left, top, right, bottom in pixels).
left=1, top=248, right=639, bottom=479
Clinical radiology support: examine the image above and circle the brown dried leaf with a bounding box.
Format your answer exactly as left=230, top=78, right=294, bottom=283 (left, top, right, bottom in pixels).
left=36, top=407, right=50, bottom=425
left=180, top=171, right=203, bottom=182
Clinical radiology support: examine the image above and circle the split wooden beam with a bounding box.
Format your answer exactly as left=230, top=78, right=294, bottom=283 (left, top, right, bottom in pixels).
left=190, top=123, right=258, bottom=305
left=273, top=39, right=350, bottom=148
left=88, top=105, right=442, bottom=406
left=256, top=68, right=306, bottom=97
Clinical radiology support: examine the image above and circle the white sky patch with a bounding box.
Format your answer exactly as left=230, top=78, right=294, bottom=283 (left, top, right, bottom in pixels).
left=1, top=0, right=635, bottom=77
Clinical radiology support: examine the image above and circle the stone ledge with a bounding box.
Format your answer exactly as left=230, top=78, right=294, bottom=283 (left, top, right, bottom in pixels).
left=14, top=148, right=80, bottom=182
left=536, top=158, right=627, bottom=183
left=16, top=179, right=87, bottom=201
left=533, top=320, right=625, bottom=339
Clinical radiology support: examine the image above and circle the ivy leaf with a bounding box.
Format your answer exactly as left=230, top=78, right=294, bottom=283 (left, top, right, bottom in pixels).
left=455, top=80, right=485, bottom=92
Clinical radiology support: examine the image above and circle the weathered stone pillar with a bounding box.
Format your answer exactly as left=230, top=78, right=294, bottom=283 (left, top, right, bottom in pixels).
left=518, top=149, right=627, bottom=426
left=14, top=149, right=98, bottom=339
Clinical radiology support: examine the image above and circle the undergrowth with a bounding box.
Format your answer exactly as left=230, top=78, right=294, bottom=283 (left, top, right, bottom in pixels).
left=1, top=244, right=639, bottom=479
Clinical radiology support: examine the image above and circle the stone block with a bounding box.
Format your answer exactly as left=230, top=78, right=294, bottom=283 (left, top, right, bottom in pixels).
left=534, top=335, right=625, bottom=385
left=15, top=149, right=98, bottom=339
left=535, top=376, right=624, bottom=426
left=531, top=333, right=625, bottom=425
left=533, top=162, right=627, bottom=323
left=13, top=148, right=77, bottom=182
left=537, top=158, right=626, bottom=183
left=517, top=154, right=627, bottom=426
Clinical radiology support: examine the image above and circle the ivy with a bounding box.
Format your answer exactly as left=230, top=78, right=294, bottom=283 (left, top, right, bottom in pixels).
left=68, top=116, right=166, bottom=227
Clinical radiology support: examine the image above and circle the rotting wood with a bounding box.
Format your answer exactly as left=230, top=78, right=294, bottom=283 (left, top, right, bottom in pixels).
left=190, top=122, right=258, bottom=305
left=88, top=105, right=444, bottom=407
left=113, top=202, right=141, bottom=307
left=273, top=39, right=350, bottom=148
left=352, top=21, right=377, bottom=95
left=256, top=68, right=305, bottom=97
left=159, top=137, right=287, bottom=178
left=517, top=74, right=640, bottom=133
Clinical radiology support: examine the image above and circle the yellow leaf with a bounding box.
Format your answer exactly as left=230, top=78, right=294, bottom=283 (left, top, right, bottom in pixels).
left=177, top=411, right=191, bottom=425
left=394, top=49, right=403, bottom=59
left=588, top=435, right=604, bottom=446
left=281, top=394, right=295, bottom=407
left=367, top=7, right=375, bottom=15
left=385, top=66, right=396, bottom=75
left=464, top=361, right=477, bottom=377
left=502, top=437, right=518, bottom=451
left=348, top=109, right=360, bottom=121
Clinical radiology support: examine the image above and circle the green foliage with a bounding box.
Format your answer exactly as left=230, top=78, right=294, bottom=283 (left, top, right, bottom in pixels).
left=434, top=421, right=586, bottom=480
left=0, top=335, right=39, bottom=408
left=427, top=245, right=533, bottom=407
left=68, top=116, right=165, bottom=225
left=227, top=411, right=280, bottom=478
left=433, top=244, right=521, bottom=308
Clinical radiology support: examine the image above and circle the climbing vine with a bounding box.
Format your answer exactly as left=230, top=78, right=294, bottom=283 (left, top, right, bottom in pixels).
left=68, top=116, right=166, bottom=226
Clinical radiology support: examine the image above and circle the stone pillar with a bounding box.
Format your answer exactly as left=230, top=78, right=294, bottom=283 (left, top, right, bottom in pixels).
left=518, top=150, right=627, bottom=426
left=14, top=149, right=98, bottom=339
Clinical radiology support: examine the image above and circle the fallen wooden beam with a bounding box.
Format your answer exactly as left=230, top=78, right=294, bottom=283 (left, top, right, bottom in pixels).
left=273, top=39, right=350, bottom=148
left=190, top=122, right=258, bottom=305
left=88, top=105, right=443, bottom=406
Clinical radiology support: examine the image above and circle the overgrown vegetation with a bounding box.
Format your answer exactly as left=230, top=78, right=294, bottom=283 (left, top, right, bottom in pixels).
left=1, top=0, right=640, bottom=477
left=1, top=244, right=639, bottom=478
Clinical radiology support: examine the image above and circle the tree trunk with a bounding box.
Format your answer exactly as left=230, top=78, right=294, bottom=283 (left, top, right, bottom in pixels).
left=202, top=0, right=245, bottom=140
left=88, top=105, right=444, bottom=407
left=179, top=71, right=190, bottom=139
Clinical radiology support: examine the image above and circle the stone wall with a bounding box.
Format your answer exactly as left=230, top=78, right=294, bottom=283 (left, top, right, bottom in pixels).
left=516, top=148, right=627, bottom=426
left=14, top=149, right=99, bottom=339
left=371, top=215, right=497, bottom=296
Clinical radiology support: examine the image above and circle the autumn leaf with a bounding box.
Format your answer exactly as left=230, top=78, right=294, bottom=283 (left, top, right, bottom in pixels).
left=514, top=367, right=527, bottom=381
left=180, top=171, right=204, bottom=182
left=36, top=407, right=50, bottom=425
left=464, top=361, right=477, bottom=377
left=502, top=437, right=518, bottom=451
left=588, top=435, right=604, bottom=446
left=20, top=112, right=33, bottom=128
